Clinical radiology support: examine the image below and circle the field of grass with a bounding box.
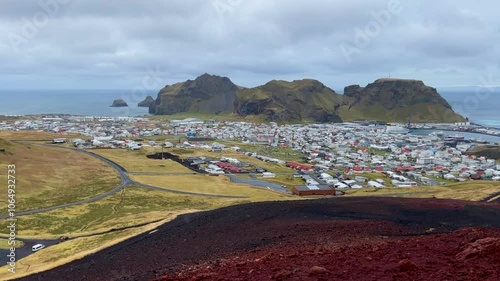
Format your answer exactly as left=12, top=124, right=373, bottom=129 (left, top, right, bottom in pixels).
left=0, top=182, right=293, bottom=279
left=146, top=112, right=268, bottom=123
left=0, top=131, right=84, bottom=141
left=130, top=174, right=293, bottom=199
left=0, top=238, right=24, bottom=249
left=217, top=141, right=307, bottom=163
left=0, top=218, right=170, bottom=280
left=91, top=147, right=194, bottom=173
left=0, top=186, right=250, bottom=239
left=344, top=181, right=500, bottom=201
left=466, top=145, right=500, bottom=160
left=0, top=140, right=120, bottom=213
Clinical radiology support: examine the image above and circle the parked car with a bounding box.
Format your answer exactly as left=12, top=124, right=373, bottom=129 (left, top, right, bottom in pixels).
left=32, top=244, right=45, bottom=252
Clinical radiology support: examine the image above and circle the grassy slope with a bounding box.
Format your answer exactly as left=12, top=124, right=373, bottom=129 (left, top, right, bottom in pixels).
left=0, top=216, right=171, bottom=280
left=466, top=146, right=500, bottom=160
left=92, top=147, right=195, bottom=173
left=0, top=182, right=291, bottom=279
left=0, top=131, right=84, bottom=141
left=130, top=174, right=294, bottom=198
left=345, top=181, right=500, bottom=201
left=0, top=238, right=23, bottom=249
left=0, top=140, right=120, bottom=213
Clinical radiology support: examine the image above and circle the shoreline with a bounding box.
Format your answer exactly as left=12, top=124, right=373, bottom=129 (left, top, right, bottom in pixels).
left=411, top=127, right=500, bottom=139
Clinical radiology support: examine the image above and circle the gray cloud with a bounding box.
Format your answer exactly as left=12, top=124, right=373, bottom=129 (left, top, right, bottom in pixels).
left=0, top=0, right=499, bottom=90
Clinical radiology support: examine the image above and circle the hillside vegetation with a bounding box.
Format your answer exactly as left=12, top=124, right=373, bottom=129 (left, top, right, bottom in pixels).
left=148, top=74, right=465, bottom=123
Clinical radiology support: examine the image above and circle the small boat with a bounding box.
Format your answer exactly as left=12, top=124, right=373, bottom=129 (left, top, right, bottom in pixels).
left=386, top=125, right=410, bottom=134
left=474, top=138, right=488, bottom=144
left=447, top=134, right=465, bottom=140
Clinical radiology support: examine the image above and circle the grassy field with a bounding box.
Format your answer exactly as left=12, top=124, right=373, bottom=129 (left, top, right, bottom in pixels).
left=344, top=181, right=500, bottom=201
left=234, top=174, right=304, bottom=188
left=0, top=131, right=84, bottom=141
left=0, top=183, right=292, bottom=279
left=0, top=186, right=252, bottom=239
left=91, top=145, right=297, bottom=174
left=466, top=145, right=500, bottom=160
left=130, top=174, right=293, bottom=199
left=0, top=217, right=170, bottom=280
left=146, top=112, right=268, bottom=123
left=92, top=147, right=194, bottom=173
left=0, top=238, right=24, bottom=249
left=217, top=140, right=307, bottom=163
left=0, top=140, right=121, bottom=213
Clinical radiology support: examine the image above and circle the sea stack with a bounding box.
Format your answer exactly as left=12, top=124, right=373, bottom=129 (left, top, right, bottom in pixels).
left=138, top=96, right=155, bottom=107
left=110, top=99, right=128, bottom=107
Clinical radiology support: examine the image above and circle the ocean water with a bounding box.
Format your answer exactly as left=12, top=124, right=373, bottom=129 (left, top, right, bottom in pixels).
left=440, top=91, right=500, bottom=128
left=0, top=90, right=153, bottom=117
left=0, top=90, right=498, bottom=126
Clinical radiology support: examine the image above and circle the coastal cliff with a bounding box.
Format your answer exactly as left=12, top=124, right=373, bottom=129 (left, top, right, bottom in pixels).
left=338, top=78, right=466, bottom=123
left=148, top=74, right=465, bottom=123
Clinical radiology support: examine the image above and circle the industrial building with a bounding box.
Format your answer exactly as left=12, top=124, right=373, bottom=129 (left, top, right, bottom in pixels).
left=291, top=185, right=336, bottom=196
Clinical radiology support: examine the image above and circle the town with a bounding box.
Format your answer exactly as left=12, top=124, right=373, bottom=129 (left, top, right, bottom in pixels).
left=1, top=115, right=500, bottom=196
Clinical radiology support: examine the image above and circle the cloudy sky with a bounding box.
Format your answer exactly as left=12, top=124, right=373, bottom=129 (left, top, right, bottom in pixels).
left=0, top=0, right=499, bottom=91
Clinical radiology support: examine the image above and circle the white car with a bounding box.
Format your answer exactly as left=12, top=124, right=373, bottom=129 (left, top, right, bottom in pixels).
left=32, top=244, right=45, bottom=252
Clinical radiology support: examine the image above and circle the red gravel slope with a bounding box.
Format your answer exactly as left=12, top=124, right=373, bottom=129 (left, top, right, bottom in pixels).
left=16, top=197, right=500, bottom=281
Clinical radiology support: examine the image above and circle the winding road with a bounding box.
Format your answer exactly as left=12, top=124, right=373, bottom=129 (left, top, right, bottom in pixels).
left=0, top=143, right=248, bottom=220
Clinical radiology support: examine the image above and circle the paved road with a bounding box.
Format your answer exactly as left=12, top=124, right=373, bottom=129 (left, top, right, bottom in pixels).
left=0, top=238, right=60, bottom=267
left=128, top=172, right=201, bottom=175
left=135, top=183, right=248, bottom=198
left=0, top=144, right=246, bottom=220
left=227, top=175, right=291, bottom=194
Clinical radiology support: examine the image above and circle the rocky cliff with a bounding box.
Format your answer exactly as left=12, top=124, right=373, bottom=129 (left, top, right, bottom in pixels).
left=338, top=78, right=466, bottom=122
left=138, top=96, right=155, bottom=107
left=148, top=74, right=465, bottom=123
left=149, top=73, right=239, bottom=115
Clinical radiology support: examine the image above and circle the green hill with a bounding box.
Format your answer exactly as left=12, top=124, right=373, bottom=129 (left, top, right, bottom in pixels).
left=234, top=79, right=344, bottom=123
left=148, top=74, right=465, bottom=123
left=338, top=78, right=465, bottom=122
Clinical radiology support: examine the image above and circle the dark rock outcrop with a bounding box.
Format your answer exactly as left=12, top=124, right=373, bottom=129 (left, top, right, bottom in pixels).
left=137, top=96, right=155, bottom=107
left=110, top=99, right=128, bottom=107
left=149, top=73, right=238, bottom=115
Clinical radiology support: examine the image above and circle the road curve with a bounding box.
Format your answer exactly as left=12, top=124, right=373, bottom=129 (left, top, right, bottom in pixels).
left=1, top=144, right=247, bottom=219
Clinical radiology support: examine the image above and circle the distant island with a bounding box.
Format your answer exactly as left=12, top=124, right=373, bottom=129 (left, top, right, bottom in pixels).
left=147, top=73, right=466, bottom=123
left=110, top=99, right=128, bottom=107
left=137, top=96, right=155, bottom=107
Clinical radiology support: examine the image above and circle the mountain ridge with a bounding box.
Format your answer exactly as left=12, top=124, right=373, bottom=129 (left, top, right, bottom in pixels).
left=148, top=74, right=465, bottom=123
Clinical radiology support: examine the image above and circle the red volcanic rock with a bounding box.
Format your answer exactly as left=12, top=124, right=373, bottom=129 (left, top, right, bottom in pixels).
left=308, top=266, right=329, bottom=276
left=397, top=259, right=419, bottom=272
left=272, top=269, right=293, bottom=280
left=160, top=228, right=500, bottom=281
left=16, top=197, right=500, bottom=281
left=456, top=237, right=500, bottom=261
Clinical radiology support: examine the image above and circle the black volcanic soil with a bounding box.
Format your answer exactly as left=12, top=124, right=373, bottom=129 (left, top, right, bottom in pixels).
left=17, top=197, right=500, bottom=281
